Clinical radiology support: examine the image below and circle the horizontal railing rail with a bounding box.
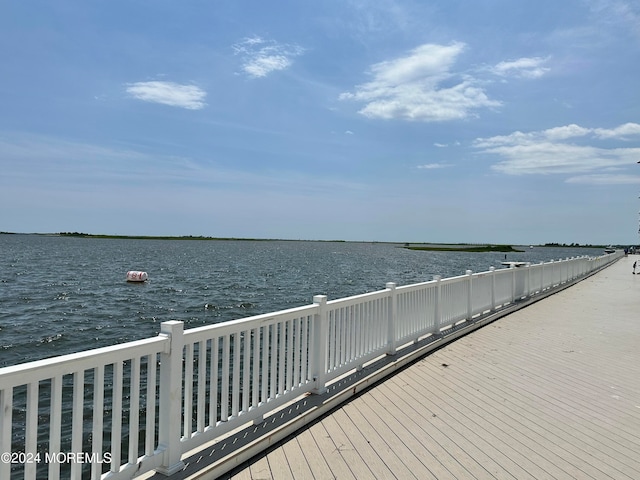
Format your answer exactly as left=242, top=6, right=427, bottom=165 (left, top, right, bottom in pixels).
left=0, top=251, right=623, bottom=479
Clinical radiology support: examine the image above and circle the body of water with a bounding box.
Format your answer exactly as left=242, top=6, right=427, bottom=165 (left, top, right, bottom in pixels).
left=0, top=234, right=605, bottom=368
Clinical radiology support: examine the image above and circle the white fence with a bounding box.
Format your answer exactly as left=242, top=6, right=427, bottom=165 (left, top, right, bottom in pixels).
left=0, top=251, right=622, bottom=479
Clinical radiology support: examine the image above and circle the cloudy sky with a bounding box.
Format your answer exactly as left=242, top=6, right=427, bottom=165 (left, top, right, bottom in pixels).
left=1, top=0, right=639, bottom=245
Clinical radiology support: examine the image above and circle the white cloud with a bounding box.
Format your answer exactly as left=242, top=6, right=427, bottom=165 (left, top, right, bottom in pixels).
left=542, top=124, right=592, bottom=140
left=594, top=122, right=640, bottom=139
left=491, top=57, right=550, bottom=79
left=233, top=36, right=304, bottom=78
left=473, top=122, right=640, bottom=175
left=340, top=43, right=501, bottom=122
left=126, top=81, right=206, bottom=110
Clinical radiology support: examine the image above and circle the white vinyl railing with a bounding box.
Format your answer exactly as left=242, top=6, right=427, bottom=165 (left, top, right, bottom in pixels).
left=0, top=251, right=622, bottom=479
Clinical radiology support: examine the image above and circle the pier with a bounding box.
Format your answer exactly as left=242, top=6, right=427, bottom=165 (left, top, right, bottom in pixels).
left=0, top=252, right=633, bottom=480
left=215, top=253, right=640, bottom=480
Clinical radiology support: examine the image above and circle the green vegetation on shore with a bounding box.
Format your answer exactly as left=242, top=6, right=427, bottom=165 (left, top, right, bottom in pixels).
left=58, top=232, right=265, bottom=241
left=55, top=232, right=346, bottom=242
left=404, top=244, right=524, bottom=253
left=0, top=232, right=613, bottom=249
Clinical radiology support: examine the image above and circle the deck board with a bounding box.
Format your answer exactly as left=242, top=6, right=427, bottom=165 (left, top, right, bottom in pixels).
left=292, top=428, right=335, bottom=479
left=223, top=256, right=640, bottom=480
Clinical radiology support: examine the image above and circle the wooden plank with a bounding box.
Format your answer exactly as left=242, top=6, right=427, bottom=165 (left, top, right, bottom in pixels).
left=263, top=447, right=293, bottom=480
left=340, top=399, right=421, bottom=479
left=408, top=355, right=594, bottom=479
left=280, top=434, right=314, bottom=479
left=359, top=390, right=454, bottom=479
left=451, top=340, right=640, bottom=453
left=374, top=376, right=538, bottom=480
left=320, top=414, right=377, bottom=478
left=363, top=386, right=471, bottom=480
left=330, top=407, right=396, bottom=479
left=294, top=428, right=335, bottom=479
left=306, top=422, right=357, bottom=480
left=248, top=454, right=271, bottom=480
left=384, top=373, right=546, bottom=480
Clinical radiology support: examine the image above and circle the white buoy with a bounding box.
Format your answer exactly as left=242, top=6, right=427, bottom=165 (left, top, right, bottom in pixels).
left=126, top=271, right=148, bottom=282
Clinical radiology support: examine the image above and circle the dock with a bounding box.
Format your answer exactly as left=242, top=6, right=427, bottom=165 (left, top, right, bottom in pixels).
left=1, top=252, right=630, bottom=480
left=213, top=255, right=640, bottom=479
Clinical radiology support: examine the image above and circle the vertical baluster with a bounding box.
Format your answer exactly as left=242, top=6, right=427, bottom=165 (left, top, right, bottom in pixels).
left=328, top=310, right=336, bottom=371
left=347, top=306, right=353, bottom=363
left=197, top=341, right=206, bottom=433
left=145, top=355, right=156, bottom=457
left=340, top=307, right=347, bottom=366
left=221, top=335, right=230, bottom=422
left=70, top=371, right=84, bottom=479
left=366, top=303, right=372, bottom=356
left=334, top=308, right=341, bottom=367
left=252, top=327, right=260, bottom=409
left=0, top=388, right=13, bottom=479
left=111, top=361, right=123, bottom=474
left=48, top=375, right=62, bottom=480
left=356, top=304, right=361, bottom=358
left=366, top=300, right=372, bottom=349
left=261, top=326, right=268, bottom=403
left=278, top=323, right=286, bottom=395
left=270, top=324, right=277, bottom=400
left=286, top=320, right=294, bottom=392
left=374, top=299, right=381, bottom=349
left=129, top=358, right=140, bottom=465
left=183, top=343, right=193, bottom=438
left=209, top=338, right=219, bottom=426
left=301, top=317, right=309, bottom=384
left=232, top=332, right=240, bottom=417
left=91, top=366, right=104, bottom=480
left=346, top=306, right=352, bottom=363
left=24, top=382, right=39, bottom=480
left=292, top=319, right=300, bottom=388
left=243, top=330, right=250, bottom=412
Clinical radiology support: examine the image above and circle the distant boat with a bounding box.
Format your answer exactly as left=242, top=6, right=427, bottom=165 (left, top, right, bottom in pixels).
left=604, top=246, right=616, bottom=254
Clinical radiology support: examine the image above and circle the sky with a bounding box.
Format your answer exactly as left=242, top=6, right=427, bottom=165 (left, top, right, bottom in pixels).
left=1, top=0, right=639, bottom=245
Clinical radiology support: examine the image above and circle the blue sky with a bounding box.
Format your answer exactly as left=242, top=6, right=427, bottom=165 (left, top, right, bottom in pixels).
left=1, top=0, right=639, bottom=245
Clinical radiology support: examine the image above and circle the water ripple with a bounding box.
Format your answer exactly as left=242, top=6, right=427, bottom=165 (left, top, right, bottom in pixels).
left=0, top=234, right=604, bottom=367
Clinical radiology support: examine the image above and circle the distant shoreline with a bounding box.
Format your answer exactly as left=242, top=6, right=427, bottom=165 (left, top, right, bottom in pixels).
left=0, top=232, right=608, bottom=249
left=404, top=244, right=524, bottom=253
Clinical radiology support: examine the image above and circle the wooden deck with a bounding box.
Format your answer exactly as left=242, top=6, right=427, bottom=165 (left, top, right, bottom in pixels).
left=218, top=255, right=640, bottom=480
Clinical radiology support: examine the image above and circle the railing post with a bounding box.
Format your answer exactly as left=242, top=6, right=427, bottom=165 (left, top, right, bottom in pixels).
left=525, top=263, right=531, bottom=297
left=386, top=282, right=397, bottom=354
left=157, top=321, right=185, bottom=476
left=433, top=275, right=441, bottom=333
left=0, top=388, right=11, bottom=480
left=311, top=295, right=328, bottom=394
left=466, top=270, right=473, bottom=320
left=511, top=263, right=516, bottom=303
left=489, top=267, right=496, bottom=310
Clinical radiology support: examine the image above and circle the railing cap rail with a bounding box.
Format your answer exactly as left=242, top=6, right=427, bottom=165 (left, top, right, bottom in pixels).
left=0, top=335, right=167, bottom=388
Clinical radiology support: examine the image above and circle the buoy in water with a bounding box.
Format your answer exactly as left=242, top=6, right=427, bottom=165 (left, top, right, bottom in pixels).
left=126, top=271, right=148, bottom=282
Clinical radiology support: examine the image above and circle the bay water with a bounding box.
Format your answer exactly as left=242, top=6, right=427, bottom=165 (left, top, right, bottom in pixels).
left=0, top=234, right=604, bottom=368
